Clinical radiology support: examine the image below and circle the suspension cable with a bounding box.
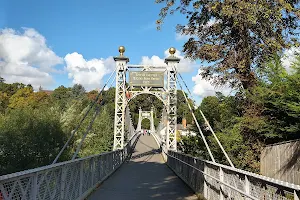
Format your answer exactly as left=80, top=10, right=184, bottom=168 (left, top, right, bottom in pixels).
left=176, top=77, right=216, bottom=162
left=177, top=72, right=235, bottom=168
left=72, top=106, right=101, bottom=160
left=71, top=73, right=117, bottom=160
left=52, top=69, right=117, bottom=164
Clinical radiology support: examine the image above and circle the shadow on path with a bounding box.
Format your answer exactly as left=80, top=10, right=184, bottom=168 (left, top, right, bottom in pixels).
left=87, top=135, right=197, bottom=200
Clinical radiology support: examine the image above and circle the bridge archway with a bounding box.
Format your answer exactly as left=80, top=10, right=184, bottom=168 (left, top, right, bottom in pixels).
left=125, top=91, right=167, bottom=108
left=113, top=46, right=180, bottom=151
left=136, top=107, right=155, bottom=134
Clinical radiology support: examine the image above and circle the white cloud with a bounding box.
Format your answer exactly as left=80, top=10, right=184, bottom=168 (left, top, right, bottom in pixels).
left=192, top=69, right=232, bottom=98
left=140, top=49, right=196, bottom=73
left=0, top=28, right=63, bottom=89
left=281, top=47, right=300, bottom=73
left=64, top=52, right=114, bottom=91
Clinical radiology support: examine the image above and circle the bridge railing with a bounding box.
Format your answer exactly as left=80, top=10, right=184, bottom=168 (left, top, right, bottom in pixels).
left=166, top=151, right=300, bottom=200
left=0, top=133, right=140, bottom=200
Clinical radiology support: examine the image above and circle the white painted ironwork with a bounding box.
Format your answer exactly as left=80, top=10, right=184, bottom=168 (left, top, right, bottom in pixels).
left=127, top=65, right=167, bottom=69
left=124, top=106, right=135, bottom=139
left=136, top=108, right=155, bottom=134
left=0, top=133, right=140, bottom=200
left=113, top=47, right=180, bottom=151
left=128, top=90, right=167, bottom=107
left=165, top=55, right=179, bottom=151
left=166, top=151, right=300, bottom=200
left=113, top=52, right=128, bottom=150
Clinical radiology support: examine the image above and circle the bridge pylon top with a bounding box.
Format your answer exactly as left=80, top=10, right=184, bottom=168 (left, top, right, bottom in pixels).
left=169, top=47, right=176, bottom=55
left=119, top=46, right=125, bottom=56
left=114, top=46, right=129, bottom=62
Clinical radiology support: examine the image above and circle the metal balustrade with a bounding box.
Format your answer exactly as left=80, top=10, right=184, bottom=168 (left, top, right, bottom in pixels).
left=0, top=133, right=140, bottom=200
left=166, top=151, right=300, bottom=200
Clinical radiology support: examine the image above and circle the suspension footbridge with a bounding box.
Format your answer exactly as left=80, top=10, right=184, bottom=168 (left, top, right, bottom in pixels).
left=0, top=47, right=299, bottom=200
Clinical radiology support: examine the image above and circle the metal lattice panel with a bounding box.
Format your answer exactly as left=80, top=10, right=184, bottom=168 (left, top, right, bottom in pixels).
left=113, top=60, right=127, bottom=150
left=0, top=133, right=140, bottom=200
left=166, top=151, right=300, bottom=200
left=113, top=49, right=180, bottom=151
left=0, top=176, right=32, bottom=200
left=167, top=69, right=177, bottom=151
left=124, top=106, right=135, bottom=140
left=37, top=168, right=62, bottom=200
left=136, top=109, right=155, bottom=134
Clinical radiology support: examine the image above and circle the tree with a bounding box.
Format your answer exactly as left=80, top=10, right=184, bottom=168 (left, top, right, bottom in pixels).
left=102, top=87, right=115, bottom=119
left=0, top=92, right=9, bottom=113
left=141, top=118, right=151, bottom=129
left=77, top=106, right=114, bottom=157
left=0, top=82, right=25, bottom=96
left=72, top=84, right=86, bottom=98
left=157, top=0, right=300, bottom=90
left=8, top=87, right=35, bottom=109
left=0, top=77, right=4, bottom=83
left=87, top=90, right=99, bottom=101
left=177, top=90, right=193, bottom=124
left=51, top=85, right=72, bottom=109
left=0, top=108, right=70, bottom=175
left=245, top=54, right=300, bottom=143
left=33, top=92, right=51, bottom=108
left=26, top=84, right=33, bottom=90
left=7, top=87, right=50, bottom=109
left=199, top=96, right=221, bottom=129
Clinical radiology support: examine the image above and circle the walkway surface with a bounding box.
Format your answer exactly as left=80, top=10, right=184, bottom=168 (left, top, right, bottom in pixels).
left=88, top=134, right=198, bottom=200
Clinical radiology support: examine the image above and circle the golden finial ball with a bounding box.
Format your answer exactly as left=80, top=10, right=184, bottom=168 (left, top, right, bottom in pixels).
left=119, top=46, right=125, bottom=55
left=169, top=47, right=176, bottom=55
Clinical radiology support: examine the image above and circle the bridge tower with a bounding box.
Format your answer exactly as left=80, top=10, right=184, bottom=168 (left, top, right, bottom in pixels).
left=113, top=46, right=129, bottom=150
left=165, top=48, right=180, bottom=151
left=113, top=46, right=180, bottom=151
left=136, top=107, right=155, bottom=134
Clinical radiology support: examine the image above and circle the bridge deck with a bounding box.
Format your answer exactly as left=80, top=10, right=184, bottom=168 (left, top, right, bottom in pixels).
left=87, top=134, right=197, bottom=200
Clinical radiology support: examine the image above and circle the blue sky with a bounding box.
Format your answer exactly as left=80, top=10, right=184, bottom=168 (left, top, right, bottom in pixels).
left=0, top=0, right=231, bottom=104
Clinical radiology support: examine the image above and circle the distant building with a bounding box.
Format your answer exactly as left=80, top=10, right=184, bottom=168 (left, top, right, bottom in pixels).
left=38, top=86, right=53, bottom=95
left=177, top=118, right=197, bottom=136
left=40, top=90, right=54, bottom=95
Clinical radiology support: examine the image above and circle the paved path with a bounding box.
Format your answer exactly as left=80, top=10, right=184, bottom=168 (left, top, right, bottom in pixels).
left=88, top=134, right=197, bottom=200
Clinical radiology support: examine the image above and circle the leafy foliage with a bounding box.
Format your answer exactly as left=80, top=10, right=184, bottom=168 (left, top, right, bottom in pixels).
left=181, top=55, right=300, bottom=172
left=0, top=108, right=70, bottom=175
left=156, top=0, right=300, bottom=89
left=77, top=106, right=114, bottom=157
left=0, top=81, right=195, bottom=175
left=0, top=82, right=117, bottom=175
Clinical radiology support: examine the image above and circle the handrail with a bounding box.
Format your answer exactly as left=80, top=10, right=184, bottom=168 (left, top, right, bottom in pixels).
left=0, top=132, right=140, bottom=200
left=0, top=132, right=141, bottom=181
left=170, top=151, right=300, bottom=191
left=0, top=150, right=121, bottom=181
left=150, top=132, right=161, bottom=148
left=166, top=151, right=259, bottom=200
left=166, top=150, right=300, bottom=200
